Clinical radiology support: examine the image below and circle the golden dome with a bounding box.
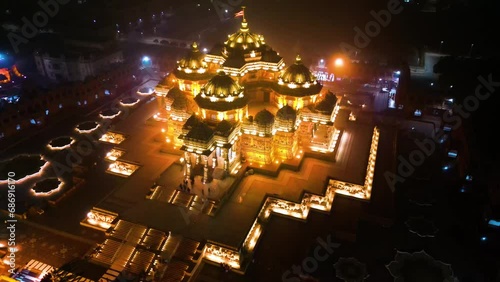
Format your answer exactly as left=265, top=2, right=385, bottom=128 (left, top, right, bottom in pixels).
left=177, top=42, right=207, bottom=71
left=195, top=72, right=248, bottom=111
left=279, top=55, right=317, bottom=85
left=223, top=18, right=265, bottom=56
left=201, top=72, right=242, bottom=97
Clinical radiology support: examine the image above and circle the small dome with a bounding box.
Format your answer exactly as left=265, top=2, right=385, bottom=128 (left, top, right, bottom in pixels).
left=166, top=86, right=184, bottom=100
left=280, top=55, right=316, bottom=85
left=167, top=86, right=186, bottom=103
left=177, top=42, right=207, bottom=70
left=183, top=114, right=202, bottom=130
left=171, top=92, right=188, bottom=110
left=201, top=72, right=242, bottom=98
left=185, top=122, right=214, bottom=142
left=276, top=105, right=296, bottom=121
left=254, top=109, right=274, bottom=125
left=215, top=120, right=234, bottom=136
left=315, top=91, right=338, bottom=113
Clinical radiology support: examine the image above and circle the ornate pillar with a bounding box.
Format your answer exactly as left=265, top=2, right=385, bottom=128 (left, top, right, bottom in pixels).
left=203, top=156, right=209, bottom=184
left=196, top=154, right=201, bottom=165
left=223, top=148, right=229, bottom=172
left=212, top=156, right=217, bottom=168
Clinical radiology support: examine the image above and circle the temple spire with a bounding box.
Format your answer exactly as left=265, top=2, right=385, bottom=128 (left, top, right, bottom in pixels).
left=295, top=55, right=302, bottom=64
left=240, top=6, right=248, bottom=31
left=191, top=42, right=199, bottom=51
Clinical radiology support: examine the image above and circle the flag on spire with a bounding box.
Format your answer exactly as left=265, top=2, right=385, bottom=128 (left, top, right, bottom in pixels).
left=234, top=9, right=244, bottom=18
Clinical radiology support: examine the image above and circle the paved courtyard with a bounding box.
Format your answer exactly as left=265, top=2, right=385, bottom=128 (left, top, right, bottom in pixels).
left=0, top=80, right=391, bottom=279
left=0, top=221, right=93, bottom=276
left=95, top=110, right=376, bottom=248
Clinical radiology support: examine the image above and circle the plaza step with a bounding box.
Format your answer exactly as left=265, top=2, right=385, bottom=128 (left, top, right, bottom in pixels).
left=173, top=238, right=200, bottom=262
left=160, top=260, right=189, bottom=282
left=161, top=234, right=182, bottom=261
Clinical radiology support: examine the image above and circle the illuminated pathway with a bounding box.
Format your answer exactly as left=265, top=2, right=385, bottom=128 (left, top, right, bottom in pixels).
left=200, top=127, right=380, bottom=270
left=84, top=126, right=380, bottom=278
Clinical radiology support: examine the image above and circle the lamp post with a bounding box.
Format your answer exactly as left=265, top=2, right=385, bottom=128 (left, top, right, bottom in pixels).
left=334, top=58, right=345, bottom=82
left=439, top=40, right=444, bottom=53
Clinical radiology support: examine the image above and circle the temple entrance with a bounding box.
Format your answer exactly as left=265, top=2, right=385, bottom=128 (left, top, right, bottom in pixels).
left=192, top=164, right=214, bottom=183
left=310, top=124, right=333, bottom=150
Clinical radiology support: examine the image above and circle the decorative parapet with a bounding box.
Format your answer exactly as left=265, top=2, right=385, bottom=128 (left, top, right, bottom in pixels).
left=186, top=127, right=380, bottom=273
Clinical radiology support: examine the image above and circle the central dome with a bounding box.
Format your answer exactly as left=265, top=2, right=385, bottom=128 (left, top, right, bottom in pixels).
left=223, top=19, right=265, bottom=56
left=195, top=72, right=248, bottom=111
left=177, top=42, right=207, bottom=70
left=279, top=55, right=316, bottom=85
left=201, top=72, right=242, bottom=97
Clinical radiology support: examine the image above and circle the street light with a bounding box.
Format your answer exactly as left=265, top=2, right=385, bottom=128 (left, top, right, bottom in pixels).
left=334, top=58, right=344, bottom=67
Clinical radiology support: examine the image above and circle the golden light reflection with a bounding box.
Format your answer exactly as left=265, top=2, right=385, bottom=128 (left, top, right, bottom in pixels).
left=106, top=161, right=140, bottom=177
left=81, top=207, right=117, bottom=231
left=330, top=126, right=379, bottom=200
left=105, top=148, right=125, bottom=161
left=99, top=131, right=126, bottom=144
left=203, top=244, right=240, bottom=269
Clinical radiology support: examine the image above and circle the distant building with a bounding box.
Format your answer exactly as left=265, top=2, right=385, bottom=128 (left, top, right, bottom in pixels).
left=33, top=39, right=123, bottom=82
left=311, top=59, right=335, bottom=82
left=0, top=61, right=134, bottom=141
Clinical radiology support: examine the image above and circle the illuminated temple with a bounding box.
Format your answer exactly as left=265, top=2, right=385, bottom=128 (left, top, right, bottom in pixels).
left=155, top=12, right=341, bottom=179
